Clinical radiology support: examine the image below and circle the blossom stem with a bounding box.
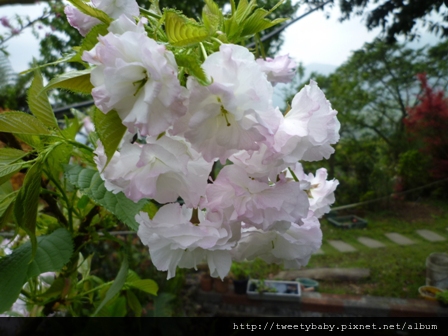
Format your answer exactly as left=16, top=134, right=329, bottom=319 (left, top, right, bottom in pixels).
left=200, top=42, right=208, bottom=60
left=20, top=289, right=31, bottom=299
left=284, top=103, right=292, bottom=116
left=138, top=7, right=162, bottom=20
left=288, top=167, right=299, bottom=182
left=254, top=33, right=266, bottom=60
left=69, top=282, right=111, bottom=300
left=65, top=140, right=94, bottom=153
left=211, top=37, right=223, bottom=45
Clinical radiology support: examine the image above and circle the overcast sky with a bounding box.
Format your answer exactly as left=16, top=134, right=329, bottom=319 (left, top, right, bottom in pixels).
left=0, top=1, right=442, bottom=74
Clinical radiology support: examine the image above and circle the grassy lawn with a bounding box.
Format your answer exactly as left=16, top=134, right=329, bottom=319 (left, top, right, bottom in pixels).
left=306, top=200, right=448, bottom=298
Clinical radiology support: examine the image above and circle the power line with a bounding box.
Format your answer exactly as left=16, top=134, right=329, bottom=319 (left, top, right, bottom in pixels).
left=246, top=0, right=333, bottom=48
left=330, top=177, right=448, bottom=211
left=53, top=100, right=94, bottom=119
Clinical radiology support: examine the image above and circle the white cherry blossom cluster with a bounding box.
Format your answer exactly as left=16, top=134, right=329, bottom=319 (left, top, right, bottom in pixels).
left=67, top=0, right=340, bottom=279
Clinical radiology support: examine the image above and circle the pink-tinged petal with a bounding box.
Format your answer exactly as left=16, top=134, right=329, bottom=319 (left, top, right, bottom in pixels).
left=136, top=204, right=239, bottom=279
left=287, top=163, right=339, bottom=218
left=108, top=15, right=147, bottom=34
left=174, top=44, right=276, bottom=163
left=92, top=0, right=139, bottom=19
left=64, top=5, right=101, bottom=36
left=205, top=165, right=309, bottom=230
left=275, top=80, right=340, bottom=162
left=256, top=54, right=297, bottom=86
left=95, top=134, right=211, bottom=207
left=233, top=215, right=322, bottom=269
left=83, top=25, right=187, bottom=137
left=207, top=250, right=232, bottom=279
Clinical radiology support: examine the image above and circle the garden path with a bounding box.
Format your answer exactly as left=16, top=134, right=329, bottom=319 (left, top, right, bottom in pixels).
left=316, top=229, right=447, bottom=254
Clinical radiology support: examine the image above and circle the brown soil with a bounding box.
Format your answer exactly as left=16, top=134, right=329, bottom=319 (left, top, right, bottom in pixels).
left=318, top=281, right=379, bottom=296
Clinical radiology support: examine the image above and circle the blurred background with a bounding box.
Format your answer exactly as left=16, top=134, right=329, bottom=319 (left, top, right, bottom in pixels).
left=1, top=0, right=447, bottom=316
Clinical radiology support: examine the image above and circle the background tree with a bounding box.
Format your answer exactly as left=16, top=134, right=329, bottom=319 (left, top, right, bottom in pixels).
left=404, top=73, right=448, bottom=181
left=293, top=39, right=448, bottom=205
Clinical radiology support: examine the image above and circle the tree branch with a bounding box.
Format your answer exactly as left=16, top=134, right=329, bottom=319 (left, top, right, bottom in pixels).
left=360, top=121, right=393, bottom=147
left=0, top=13, right=50, bottom=47
left=40, top=179, right=69, bottom=227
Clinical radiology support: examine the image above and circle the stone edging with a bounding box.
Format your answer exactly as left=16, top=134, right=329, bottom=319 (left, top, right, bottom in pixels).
left=196, top=290, right=448, bottom=317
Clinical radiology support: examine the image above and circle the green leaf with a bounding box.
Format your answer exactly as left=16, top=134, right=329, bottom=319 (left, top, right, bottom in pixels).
left=126, top=290, right=142, bottom=317
left=14, top=161, right=43, bottom=257
left=45, top=143, right=73, bottom=177
left=76, top=194, right=90, bottom=209
left=36, top=213, right=58, bottom=230
left=77, top=252, right=93, bottom=280
left=0, top=228, right=73, bottom=313
left=0, top=243, right=29, bottom=314
left=126, top=270, right=141, bottom=283
left=202, top=0, right=223, bottom=33
left=68, top=24, right=109, bottom=64
left=127, top=279, right=158, bottom=295
left=223, top=0, right=285, bottom=42
left=234, top=0, right=257, bottom=24
left=0, top=162, right=27, bottom=186
left=64, top=165, right=148, bottom=230
left=14, top=134, right=42, bottom=150
left=68, top=0, right=112, bottom=25
left=0, top=112, right=50, bottom=135
left=140, top=201, right=158, bottom=220
left=26, top=229, right=73, bottom=278
left=93, top=108, right=126, bottom=168
left=223, top=16, right=243, bottom=41
left=93, top=256, right=129, bottom=316
left=89, top=275, right=105, bottom=286
left=153, top=292, right=175, bottom=317
left=242, top=8, right=286, bottom=37
left=0, top=191, right=17, bottom=229
left=61, top=117, right=81, bottom=140
left=43, top=69, right=93, bottom=95
left=164, top=10, right=209, bottom=47
left=230, top=0, right=236, bottom=14
left=28, top=70, right=58, bottom=129
left=175, top=53, right=210, bottom=86
left=38, top=276, right=66, bottom=299
left=97, top=295, right=127, bottom=317
left=0, top=148, right=28, bottom=165
left=0, top=205, right=14, bottom=229
left=149, top=0, right=162, bottom=15
left=0, top=179, right=13, bottom=195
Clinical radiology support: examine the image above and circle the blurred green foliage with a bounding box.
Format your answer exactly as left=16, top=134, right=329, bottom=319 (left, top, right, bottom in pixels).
left=295, top=39, right=448, bottom=207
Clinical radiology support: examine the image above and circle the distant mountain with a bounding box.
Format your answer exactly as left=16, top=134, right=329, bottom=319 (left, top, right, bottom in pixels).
left=272, top=63, right=338, bottom=109
left=303, top=63, right=338, bottom=78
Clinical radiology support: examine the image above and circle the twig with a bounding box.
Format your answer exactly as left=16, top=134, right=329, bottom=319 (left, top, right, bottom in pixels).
left=40, top=192, right=69, bottom=227
left=0, top=13, right=50, bottom=47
